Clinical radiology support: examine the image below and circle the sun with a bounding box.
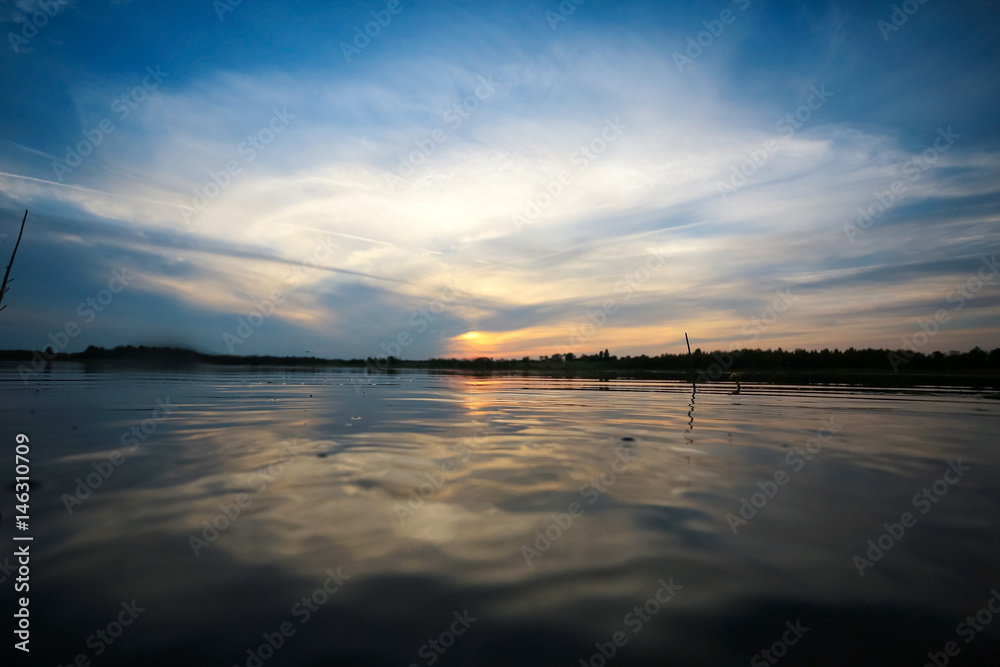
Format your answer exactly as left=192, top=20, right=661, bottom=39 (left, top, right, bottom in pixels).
left=450, top=331, right=495, bottom=357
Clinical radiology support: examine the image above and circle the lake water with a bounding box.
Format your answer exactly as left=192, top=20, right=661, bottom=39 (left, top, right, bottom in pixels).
left=3, top=366, right=1000, bottom=666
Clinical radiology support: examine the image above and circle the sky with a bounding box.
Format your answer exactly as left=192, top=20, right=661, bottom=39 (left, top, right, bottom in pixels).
left=0, top=0, right=998, bottom=360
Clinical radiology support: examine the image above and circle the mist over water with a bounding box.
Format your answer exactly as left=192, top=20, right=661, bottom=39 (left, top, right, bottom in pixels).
left=3, top=366, right=999, bottom=665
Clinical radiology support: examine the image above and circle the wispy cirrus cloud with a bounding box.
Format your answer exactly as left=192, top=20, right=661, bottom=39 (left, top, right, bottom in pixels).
left=1, top=0, right=997, bottom=357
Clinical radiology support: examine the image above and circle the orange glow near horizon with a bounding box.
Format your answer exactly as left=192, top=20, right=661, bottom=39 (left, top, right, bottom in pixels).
left=447, top=330, right=509, bottom=358
left=441, top=314, right=942, bottom=360
left=444, top=324, right=688, bottom=359
left=445, top=329, right=538, bottom=359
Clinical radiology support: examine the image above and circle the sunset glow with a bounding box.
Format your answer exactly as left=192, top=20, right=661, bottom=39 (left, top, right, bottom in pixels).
left=1, top=1, right=997, bottom=359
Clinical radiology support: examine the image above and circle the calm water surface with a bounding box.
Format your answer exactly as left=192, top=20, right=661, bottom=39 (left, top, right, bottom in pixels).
left=2, top=366, right=999, bottom=666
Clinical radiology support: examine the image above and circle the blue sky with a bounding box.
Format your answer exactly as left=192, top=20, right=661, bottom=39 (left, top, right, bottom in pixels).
left=1, top=0, right=998, bottom=359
